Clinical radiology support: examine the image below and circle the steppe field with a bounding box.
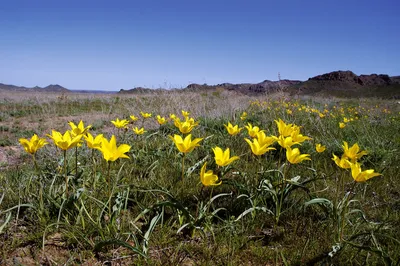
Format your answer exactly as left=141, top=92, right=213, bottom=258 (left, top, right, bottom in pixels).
left=0, top=90, right=399, bottom=265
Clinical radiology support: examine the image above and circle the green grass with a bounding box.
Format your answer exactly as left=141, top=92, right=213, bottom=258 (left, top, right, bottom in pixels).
left=0, top=90, right=399, bottom=265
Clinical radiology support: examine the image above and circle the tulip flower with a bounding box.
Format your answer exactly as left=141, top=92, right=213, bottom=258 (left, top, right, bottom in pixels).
left=332, top=154, right=351, bottom=169
left=200, top=163, right=221, bottom=186
left=130, top=115, right=139, bottom=122
left=133, top=127, right=146, bottom=135
left=290, top=127, right=312, bottom=143
left=47, top=130, right=82, bottom=150
left=255, top=131, right=276, bottom=147
left=315, top=144, right=326, bottom=153
left=286, top=147, right=311, bottom=164
left=339, top=122, right=346, bottom=129
left=140, top=112, right=152, bottom=118
left=240, top=111, right=247, bottom=121
left=212, top=146, right=239, bottom=167
left=275, top=119, right=297, bottom=137
left=181, top=110, right=190, bottom=118
left=245, top=123, right=263, bottom=138
left=111, top=118, right=130, bottom=129
left=68, top=120, right=91, bottom=137
left=169, top=134, right=203, bottom=153
left=156, top=115, right=167, bottom=125
left=245, top=138, right=275, bottom=156
left=342, top=141, right=367, bottom=162
left=175, top=117, right=199, bottom=134
left=99, top=135, right=131, bottom=162
left=84, top=133, right=104, bottom=150
left=47, top=130, right=83, bottom=197
left=19, top=134, right=48, bottom=155
left=349, top=162, right=381, bottom=182
left=274, top=135, right=301, bottom=149
left=173, top=116, right=181, bottom=128
left=224, top=122, right=243, bottom=136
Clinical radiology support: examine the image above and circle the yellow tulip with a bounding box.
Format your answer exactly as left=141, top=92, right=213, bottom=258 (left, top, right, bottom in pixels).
left=99, top=135, right=131, bottom=162
left=173, top=116, right=181, bottom=127
left=47, top=130, right=82, bottom=150
left=19, top=134, right=48, bottom=154
left=68, top=120, right=91, bottom=137
left=156, top=115, right=167, bottom=125
left=140, top=111, right=152, bottom=118
left=245, top=123, right=263, bottom=138
left=133, top=127, right=146, bottom=135
left=342, top=141, right=367, bottom=162
left=315, top=144, right=326, bottom=153
left=274, top=135, right=301, bottom=149
left=224, top=122, right=243, bottom=136
left=200, top=163, right=221, bottom=186
left=290, top=127, right=312, bottom=143
left=349, top=162, right=381, bottom=182
left=255, top=131, right=276, bottom=147
left=175, top=117, right=199, bottom=134
left=181, top=110, right=190, bottom=118
left=212, top=146, right=239, bottom=167
left=130, top=115, right=139, bottom=122
left=244, top=138, right=275, bottom=156
left=286, top=147, right=311, bottom=164
left=84, top=133, right=104, bottom=150
left=332, top=154, right=351, bottom=169
left=240, top=111, right=247, bottom=121
left=169, top=134, right=203, bottom=153
left=111, top=118, right=130, bottom=129
left=275, top=119, right=297, bottom=137
left=339, top=122, right=346, bottom=129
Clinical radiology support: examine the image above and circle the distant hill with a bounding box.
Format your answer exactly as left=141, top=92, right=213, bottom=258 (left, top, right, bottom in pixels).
left=3, top=70, right=400, bottom=98
left=0, top=83, right=69, bottom=92
left=183, top=79, right=302, bottom=95
left=180, top=70, right=400, bottom=98
left=288, top=71, right=400, bottom=98
left=118, top=87, right=166, bottom=94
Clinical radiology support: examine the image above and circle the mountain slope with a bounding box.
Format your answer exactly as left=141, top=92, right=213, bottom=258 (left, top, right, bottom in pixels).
left=0, top=83, right=69, bottom=92
left=287, top=70, right=400, bottom=98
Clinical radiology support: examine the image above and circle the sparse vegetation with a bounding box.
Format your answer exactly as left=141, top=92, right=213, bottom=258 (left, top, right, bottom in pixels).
left=0, top=89, right=399, bottom=265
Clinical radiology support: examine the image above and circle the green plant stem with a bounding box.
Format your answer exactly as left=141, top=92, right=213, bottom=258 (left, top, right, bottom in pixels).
left=33, top=154, right=44, bottom=220
left=75, top=146, right=78, bottom=179
left=33, top=154, right=38, bottom=174
left=181, top=153, right=186, bottom=180
left=276, top=163, right=291, bottom=226
left=64, top=149, right=68, bottom=198
left=107, top=161, right=112, bottom=216
left=339, top=181, right=357, bottom=242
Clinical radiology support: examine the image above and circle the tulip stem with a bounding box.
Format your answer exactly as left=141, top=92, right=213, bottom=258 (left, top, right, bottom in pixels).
left=33, top=154, right=44, bottom=218
left=107, top=161, right=111, bottom=215
left=75, top=146, right=78, bottom=179
left=32, top=154, right=38, bottom=174
left=181, top=154, right=186, bottom=180
left=63, top=150, right=68, bottom=198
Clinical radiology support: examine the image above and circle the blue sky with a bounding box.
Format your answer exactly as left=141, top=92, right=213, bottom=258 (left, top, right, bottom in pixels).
left=1, top=0, right=399, bottom=91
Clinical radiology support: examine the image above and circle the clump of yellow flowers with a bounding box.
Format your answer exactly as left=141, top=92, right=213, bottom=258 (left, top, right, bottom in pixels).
left=243, top=119, right=311, bottom=164
left=332, top=141, right=380, bottom=182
